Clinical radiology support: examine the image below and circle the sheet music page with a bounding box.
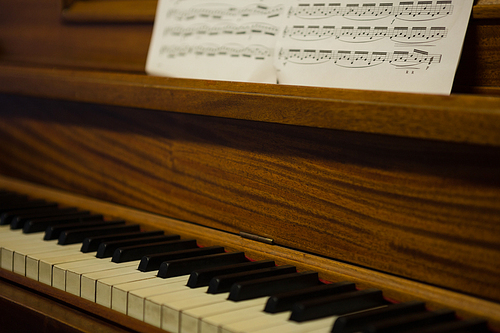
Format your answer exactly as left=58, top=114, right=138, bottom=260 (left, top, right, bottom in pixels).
left=146, top=0, right=473, bottom=94
left=274, top=0, right=474, bottom=94
left=146, top=0, right=286, bottom=83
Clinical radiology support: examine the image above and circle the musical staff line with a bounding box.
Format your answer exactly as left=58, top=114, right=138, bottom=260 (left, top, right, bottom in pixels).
left=163, top=23, right=280, bottom=39
left=168, top=3, right=285, bottom=20
left=284, top=25, right=447, bottom=43
left=279, top=48, right=442, bottom=68
left=160, top=44, right=273, bottom=60
left=288, top=1, right=453, bottom=21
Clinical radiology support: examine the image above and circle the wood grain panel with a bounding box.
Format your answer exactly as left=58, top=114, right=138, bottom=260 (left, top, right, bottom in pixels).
left=0, top=0, right=152, bottom=72
left=455, top=19, right=500, bottom=89
left=1, top=65, right=500, bottom=146
left=62, top=0, right=157, bottom=23
left=475, top=0, right=500, bottom=19
left=0, top=93, right=499, bottom=303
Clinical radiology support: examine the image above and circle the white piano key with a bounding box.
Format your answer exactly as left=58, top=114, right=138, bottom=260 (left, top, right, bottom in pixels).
left=53, top=256, right=131, bottom=291
left=81, top=264, right=148, bottom=302
left=112, top=276, right=179, bottom=314
left=36, top=252, right=96, bottom=285
left=14, top=242, right=81, bottom=276
left=162, top=292, right=229, bottom=333
left=96, top=270, right=158, bottom=308
left=220, top=311, right=290, bottom=333
left=0, top=229, right=40, bottom=241
left=66, top=260, right=139, bottom=296
left=127, top=275, right=190, bottom=321
left=52, top=258, right=103, bottom=291
left=0, top=232, right=45, bottom=270
left=200, top=304, right=266, bottom=333
left=181, top=297, right=268, bottom=333
left=144, top=287, right=210, bottom=327
left=24, top=244, right=93, bottom=281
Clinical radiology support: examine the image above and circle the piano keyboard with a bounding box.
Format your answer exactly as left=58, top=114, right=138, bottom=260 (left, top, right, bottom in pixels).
left=0, top=190, right=493, bottom=333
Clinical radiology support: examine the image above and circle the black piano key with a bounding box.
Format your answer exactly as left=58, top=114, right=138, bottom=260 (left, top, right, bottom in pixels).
left=331, top=300, right=427, bottom=333
left=138, top=246, right=226, bottom=272
left=23, top=214, right=103, bottom=234
left=158, top=252, right=248, bottom=278
left=402, top=318, right=489, bottom=333
left=0, top=194, right=28, bottom=204
left=80, top=230, right=165, bottom=253
left=0, top=200, right=58, bottom=224
left=2, top=206, right=67, bottom=226
left=264, top=281, right=357, bottom=313
left=208, top=265, right=297, bottom=294
left=112, top=239, right=197, bottom=263
left=360, top=309, right=456, bottom=333
left=58, top=223, right=139, bottom=245
left=100, top=235, right=181, bottom=262
left=97, top=234, right=181, bottom=258
left=290, top=288, right=388, bottom=322
left=0, top=199, right=55, bottom=211
left=10, top=207, right=83, bottom=229
left=228, top=271, right=320, bottom=302
left=44, top=219, right=122, bottom=240
left=187, top=260, right=276, bottom=288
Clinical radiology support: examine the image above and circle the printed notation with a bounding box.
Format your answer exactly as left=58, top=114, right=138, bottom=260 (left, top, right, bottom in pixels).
left=284, top=25, right=447, bottom=43
left=279, top=48, right=442, bottom=67
left=289, top=1, right=453, bottom=21
left=160, top=44, right=273, bottom=60
left=163, top=23, right=279, bottom=39
left=168, top=3, right=285, bottom=20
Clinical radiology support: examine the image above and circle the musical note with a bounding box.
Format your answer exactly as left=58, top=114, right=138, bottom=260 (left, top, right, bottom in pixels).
left=160, top=43, right=273, bottom=60
left=163, top=23, right=280, bottom=39
left=279, top=47, right=441, bottom=68
left=283, top=25, right=447, bottom=42
left=288, top=1, right=453, bottom=21
left=168, top=3, right=285, bottom=21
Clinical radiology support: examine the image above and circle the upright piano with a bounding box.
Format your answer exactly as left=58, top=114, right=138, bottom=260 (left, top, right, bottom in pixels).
left=0, top=0, right=499, bottom=332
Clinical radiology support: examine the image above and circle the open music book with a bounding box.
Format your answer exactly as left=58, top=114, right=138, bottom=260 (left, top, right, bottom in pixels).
left=146, top=0, right=474, bottom=95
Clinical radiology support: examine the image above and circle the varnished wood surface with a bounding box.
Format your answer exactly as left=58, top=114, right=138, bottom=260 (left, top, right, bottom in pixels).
left=0, top=0, right=499, bottom=89
left=0, top=0, right=152, bottom=73
left=475, top=0, right=500, bottom=19
left=1, top=176, right=500, bottom=331
left=0, top=93, right=499, bottom=305
left=1, top=65, right=500, bottom=145
left=62, top=0, right=157, bottom=23
left=60, top=0, right=500, bottom=22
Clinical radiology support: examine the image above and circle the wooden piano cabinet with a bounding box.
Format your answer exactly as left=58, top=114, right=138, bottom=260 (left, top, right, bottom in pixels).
left=1, top=175, right=500, bottom=332
left=0, top=0, right=500, bottom=332
left=0, top=84, right=500, bottom=307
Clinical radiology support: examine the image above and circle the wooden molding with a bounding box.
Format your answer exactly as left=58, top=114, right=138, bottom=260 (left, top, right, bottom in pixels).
left=60, top=0, right=500, bottom=23
left=0, top=64, right=500, bottom=146
left=475, top=0, right=500, bottom=19
left=62, top=0, right=157, bottom=23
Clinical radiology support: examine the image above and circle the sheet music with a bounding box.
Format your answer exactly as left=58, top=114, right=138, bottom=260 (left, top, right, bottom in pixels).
left=274, top=0, right=473, bottom=94
left=146, top=0, right=286, bottom=83
left=146, top=0, right=473, bottom=94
